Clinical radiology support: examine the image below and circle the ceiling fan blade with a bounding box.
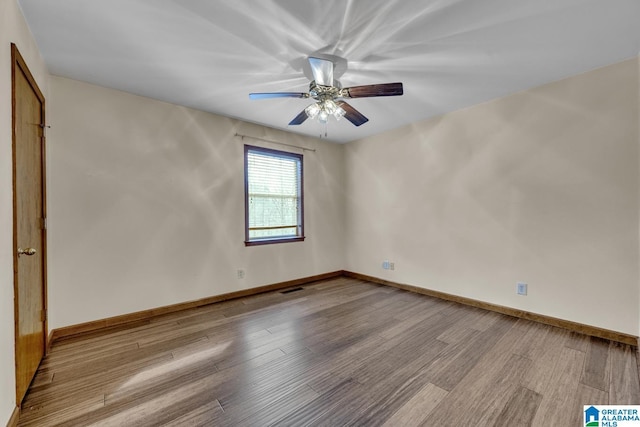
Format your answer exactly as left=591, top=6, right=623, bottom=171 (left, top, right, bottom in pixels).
left=337, top=101, right=369, bottom=127
left=249, top=92, right=308, bottom=100
left=308, top=57, right=334, bottom=86
left=288, top=109, right=309, bottom=126
left=342, top=82, right=403, bottom=98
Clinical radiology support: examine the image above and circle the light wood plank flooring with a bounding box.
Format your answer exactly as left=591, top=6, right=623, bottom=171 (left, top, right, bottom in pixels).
left=18, top=277, right=640, bottom=426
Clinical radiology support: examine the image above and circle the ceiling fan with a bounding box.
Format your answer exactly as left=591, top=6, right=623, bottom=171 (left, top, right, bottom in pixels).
left=249, top=57, right=403, bottom=127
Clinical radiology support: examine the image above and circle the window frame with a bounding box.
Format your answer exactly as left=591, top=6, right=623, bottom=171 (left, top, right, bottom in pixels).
left=244, top=144, right=305, bottom=246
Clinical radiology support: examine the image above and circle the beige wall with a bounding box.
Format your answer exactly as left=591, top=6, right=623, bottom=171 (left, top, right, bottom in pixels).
left=0, top=0, right=49, bottom=420
left=345, top=58, right=639, bottom=335
left=47, top=76, right=345, bottom=330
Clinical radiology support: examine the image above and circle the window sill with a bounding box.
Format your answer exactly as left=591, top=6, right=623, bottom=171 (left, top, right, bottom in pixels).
left=245, top=236, right=305, bottom=247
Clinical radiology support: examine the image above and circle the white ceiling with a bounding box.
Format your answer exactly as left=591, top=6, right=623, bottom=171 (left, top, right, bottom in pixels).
left=18, top=0, right=640, bottom=143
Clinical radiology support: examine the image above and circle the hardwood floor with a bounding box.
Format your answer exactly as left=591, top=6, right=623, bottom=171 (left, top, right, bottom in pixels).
left=18, top=277, right=640, bottom=426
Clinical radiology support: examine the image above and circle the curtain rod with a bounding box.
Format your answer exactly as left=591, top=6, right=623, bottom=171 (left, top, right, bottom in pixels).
left=234, top=133, right=316, bottom=152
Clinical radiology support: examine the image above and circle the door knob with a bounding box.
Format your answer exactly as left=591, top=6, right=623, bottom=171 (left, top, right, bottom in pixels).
left=17, top=247, right=36, bottom=256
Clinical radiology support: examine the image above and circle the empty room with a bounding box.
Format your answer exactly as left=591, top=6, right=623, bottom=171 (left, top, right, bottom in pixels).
left=2, top=0, right=640, bottom=425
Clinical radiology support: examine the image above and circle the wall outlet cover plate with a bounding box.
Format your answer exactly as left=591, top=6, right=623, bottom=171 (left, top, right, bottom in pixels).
left=517, top=282, right=527, bottom=295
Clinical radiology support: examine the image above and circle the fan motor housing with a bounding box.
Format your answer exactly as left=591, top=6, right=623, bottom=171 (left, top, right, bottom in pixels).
left=309, top=81, right=341, bottom=101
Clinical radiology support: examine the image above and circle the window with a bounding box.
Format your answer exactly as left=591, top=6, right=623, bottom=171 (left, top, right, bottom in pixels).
left=244, top=145, right=304, bottom=246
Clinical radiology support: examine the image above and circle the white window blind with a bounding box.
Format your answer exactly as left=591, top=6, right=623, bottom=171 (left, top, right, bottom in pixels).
left=245, top=146, right=303, bottom=244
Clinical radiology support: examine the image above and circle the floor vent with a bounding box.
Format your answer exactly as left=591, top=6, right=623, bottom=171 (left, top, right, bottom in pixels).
left=280, top=287, right=304, bottom=294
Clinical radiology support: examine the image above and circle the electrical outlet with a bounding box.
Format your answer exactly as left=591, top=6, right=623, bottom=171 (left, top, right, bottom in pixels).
left=517, top=282, right=527, bottom=295
left=237, top=269, right=245, bottom=279
left=382, top=260, right=390, bottom=270
left=389, top=262, right=395, bottom=271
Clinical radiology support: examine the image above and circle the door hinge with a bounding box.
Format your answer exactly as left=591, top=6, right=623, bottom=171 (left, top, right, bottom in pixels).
left=41, top=309, right=47, bottom=322
left=41, top=217, right=47, bottom=230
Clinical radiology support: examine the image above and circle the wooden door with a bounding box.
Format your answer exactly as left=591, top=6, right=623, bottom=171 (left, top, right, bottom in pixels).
left=12, top=44, right=47, bottom=404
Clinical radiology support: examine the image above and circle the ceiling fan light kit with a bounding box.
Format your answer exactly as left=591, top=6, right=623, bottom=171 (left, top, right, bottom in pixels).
left=305, top=99, right=345, bottom=124
left=249, top=56, right=403, bottom=128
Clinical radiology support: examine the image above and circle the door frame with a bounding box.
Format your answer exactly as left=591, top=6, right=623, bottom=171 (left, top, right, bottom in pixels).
left=11, top=42, right=48, bottom=404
